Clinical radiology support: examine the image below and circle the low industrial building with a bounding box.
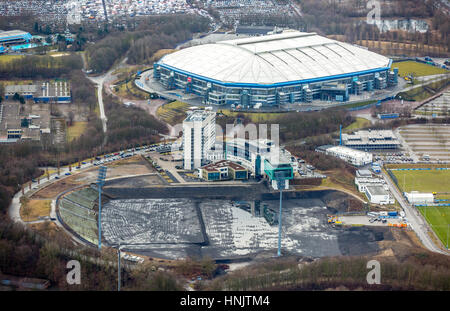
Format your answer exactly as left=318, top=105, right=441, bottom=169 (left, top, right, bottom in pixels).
left=341, top=130, right=400, bottom=150
left=365, top=185, right=395, bottom=205
left=199, top=160, right=248, bottom=181
left=356, top=169, right=372, bottom=178
left=404, top=191, right=434, bottom=205
left=355, top=176, right=386, bottom=192
left=316, top=145, right=373, bottom=166
left=206, top=137, right=296, bottom=178
left=0, top=30, right=32, bottom=46
left=0, top=101, right=51, bottom=143
left=5, top=82, right=71, bottom=103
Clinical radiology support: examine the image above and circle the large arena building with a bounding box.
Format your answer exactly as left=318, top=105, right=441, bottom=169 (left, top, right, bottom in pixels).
left=153, top=30, right=398, bottom=107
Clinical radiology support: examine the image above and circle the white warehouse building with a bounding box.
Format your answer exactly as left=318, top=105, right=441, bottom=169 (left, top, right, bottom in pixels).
left=365, top=185, right=395, bottom=205
left=183, top=110, right=216, bottom=170
left=316, top=145, right=372, bottom=166
left=404, top=192, right=434, bottom=205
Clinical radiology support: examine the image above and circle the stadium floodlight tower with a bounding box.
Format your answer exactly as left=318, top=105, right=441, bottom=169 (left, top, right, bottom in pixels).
left=264, top=159, right=293, bottom=257
left=96, top=166, right=107, bottom=250
left=117, top=240, right=124, bottom=291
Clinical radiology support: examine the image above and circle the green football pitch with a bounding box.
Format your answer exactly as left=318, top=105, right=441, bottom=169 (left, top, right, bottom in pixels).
left=391, top=169, right=450, bottom=193
left=418, top=206, right=450, bottom=248
left=390, top=168, right=450, bottom=248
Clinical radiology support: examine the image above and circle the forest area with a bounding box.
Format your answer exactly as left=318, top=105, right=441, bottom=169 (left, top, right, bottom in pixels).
left=298, top=0, right=450, bottom=57
left=86, top=14, right=210, bottom=73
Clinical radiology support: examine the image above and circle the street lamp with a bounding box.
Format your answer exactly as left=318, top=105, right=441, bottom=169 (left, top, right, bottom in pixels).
left=96, top=166, right=107, bottom=250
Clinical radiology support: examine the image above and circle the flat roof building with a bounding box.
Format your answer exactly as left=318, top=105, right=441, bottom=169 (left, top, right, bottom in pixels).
left=199, top=160, right=248, bottom=181
left=342, top=129, right=400, bottom=150
left=404, top=192, right=434, bottom=205
left=316, top=145, right=372, bottom=166
left=0, top=30, right=32, bottom=46
left=365, top=185, right=394, bottom=205
left=205, top=137, right=295, bottom=179
left=5, top=82, right=71, bottom=103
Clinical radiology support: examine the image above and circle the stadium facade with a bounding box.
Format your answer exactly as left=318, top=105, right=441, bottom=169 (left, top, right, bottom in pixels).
left=153, top=31, right=398, bottom=107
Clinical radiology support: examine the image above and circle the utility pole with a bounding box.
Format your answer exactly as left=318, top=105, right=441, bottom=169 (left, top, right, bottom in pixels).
left=275, top=176, right=288, bottom=257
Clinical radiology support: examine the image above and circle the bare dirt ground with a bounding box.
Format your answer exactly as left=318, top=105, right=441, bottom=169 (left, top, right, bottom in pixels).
left=105, top=155, right=155, bottom=178
left=32, top=155, right=156, bottom=199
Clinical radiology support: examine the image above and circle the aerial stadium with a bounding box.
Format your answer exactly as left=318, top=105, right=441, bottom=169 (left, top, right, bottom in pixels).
left=152, top=30, right=398, bottom=106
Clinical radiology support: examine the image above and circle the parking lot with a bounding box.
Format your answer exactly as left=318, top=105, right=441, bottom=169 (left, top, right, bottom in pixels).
left=373, top=151, right=415, bottom=164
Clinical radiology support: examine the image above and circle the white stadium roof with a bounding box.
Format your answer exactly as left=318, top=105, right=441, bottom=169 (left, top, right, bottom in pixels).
left=158, top=31, right=391, bottom=86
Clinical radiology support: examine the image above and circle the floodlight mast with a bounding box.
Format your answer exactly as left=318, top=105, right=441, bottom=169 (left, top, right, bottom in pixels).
left=277, top=178, right=285, bottom=257
left=273, top=170, right=288, bottom=257
left=97, top=166, right=107, bottom=250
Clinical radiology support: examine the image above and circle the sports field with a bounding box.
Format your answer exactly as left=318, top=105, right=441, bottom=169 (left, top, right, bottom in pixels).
left=392, top=61, right=448, bottom=77
left=390, top=167, right=450, bottom=248
left=391, top=168, right=450, bottom=193
left=418, top=206, right=450, bottom=248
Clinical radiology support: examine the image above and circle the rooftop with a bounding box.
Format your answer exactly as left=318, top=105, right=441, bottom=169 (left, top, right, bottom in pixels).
left=366, top=185, right=389, bottom=196
left=184, top=110, right=215, bottom=122
left=158, top=30, right=391, bottom=85
left=327, top=145, right=371, bottom=157
left=342, top=130, right=400, bottom=146
left=0, top=30, right=32, bottom=41
left=201, top=160, right=247, bottom=172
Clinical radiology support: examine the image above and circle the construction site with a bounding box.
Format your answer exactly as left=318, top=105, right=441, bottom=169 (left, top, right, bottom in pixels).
left=49, top=170, right=399, bottom=261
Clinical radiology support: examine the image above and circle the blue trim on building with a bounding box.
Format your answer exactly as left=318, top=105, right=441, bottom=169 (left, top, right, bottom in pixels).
left=157, top=61, right=392, bottom=89
left=0, top=33, right=32, bottom=43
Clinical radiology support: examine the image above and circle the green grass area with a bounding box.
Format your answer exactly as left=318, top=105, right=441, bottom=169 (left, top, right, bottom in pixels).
left=393, top=61, right=449, bottom=77
left=399, top=78, right=450, bottom=102
left=156, top=100, right=190, bottom=125
left=391, top=169, right=450, bottom=193
left=66, top=121, right=88, bottom=142
left=418, top=206, right=450, bottom=248
left=343, top=117, right=371, bottom=132
left=219, top=109, right=284, bottom=123
left=338, top=100, right=377, bottom=109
